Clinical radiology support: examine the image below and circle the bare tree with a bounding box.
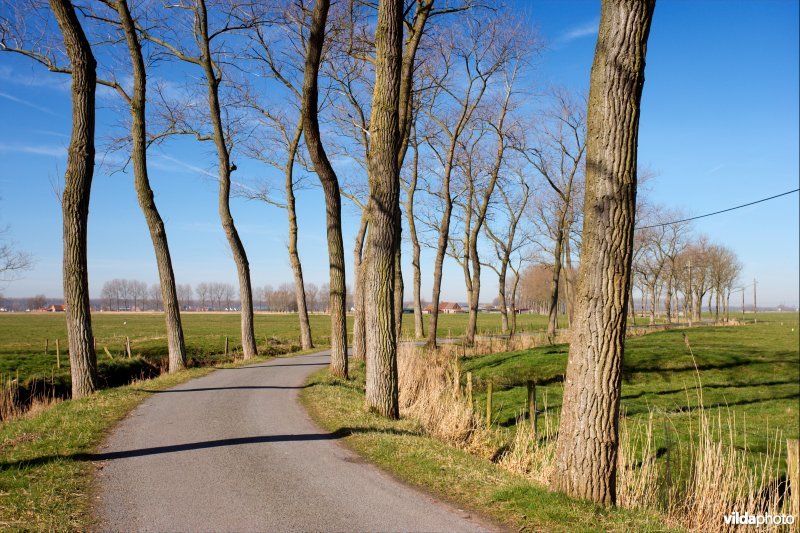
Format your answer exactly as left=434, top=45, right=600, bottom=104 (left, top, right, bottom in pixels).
left=401, top=123, right=425, bottom=338
left=53, top=0, right=99, bottom=398
left=196, top=282, right=210, bottom=310
left=28, top=294, right=47, bottom=310
left=136, top=0, right=259, bottom=359
left=484, top=165, right=531, bottom=334
left=237, top=1, right=315, bottom=349
left=149, top=283, right=162, bottom=311
left=422, top=17, right=508, bottom=348
left=102, top=0, right=188, bottom=370
left=176, top=283, right=193, bottom=310
left=0, top=227, right=33, bottom=285
left=523, top=89, right=586, bottom=337
left=551, top=0, right=655, bottom=505
left=451, top=50, right=522, bottom=345
left=2, top=0, right=191, bottom=372
left=302, top=0, right=348, bottom=378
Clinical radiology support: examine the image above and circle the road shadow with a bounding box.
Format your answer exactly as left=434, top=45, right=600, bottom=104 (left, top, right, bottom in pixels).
left=0, top=426, right=419, bottom=471
left=215, top=362, right=329, bottom=370
left=140, top=385, right=310, bottom=393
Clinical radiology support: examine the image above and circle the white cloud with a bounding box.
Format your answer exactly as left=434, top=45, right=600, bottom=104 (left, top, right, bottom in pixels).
left=557, top=18, right=599, bottom=45
left=0, top=90, right=61, bottom=117
left=154, top=153, right=216, bottom=178
left=0, top=142, right=66, bottom=157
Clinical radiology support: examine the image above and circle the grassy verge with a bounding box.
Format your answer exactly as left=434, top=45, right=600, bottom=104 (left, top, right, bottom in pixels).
left=0, top=350, right=311, bottom=530
left=301, top=362, right=673, bottom=532
left=463, top=318, right=799, bottom=471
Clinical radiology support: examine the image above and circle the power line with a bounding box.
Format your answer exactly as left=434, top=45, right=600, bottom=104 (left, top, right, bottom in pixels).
left=635, top=188, right=799, bottom=230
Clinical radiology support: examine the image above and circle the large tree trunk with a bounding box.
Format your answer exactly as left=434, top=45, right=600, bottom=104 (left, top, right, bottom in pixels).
left=364, top=0, right=403, bottom=418
left=115, top=0, right=186, bottom=373
left=197, top=0, right=257, bottom=359
left=51, top=0, right=98, bottom=398
left=351, top=211, right=368, bottom=361
left=302, top=0, right=347, bottom=378
left=285, top=124, right=313, bottom=349
left=551, top=0, right=655, bottom=506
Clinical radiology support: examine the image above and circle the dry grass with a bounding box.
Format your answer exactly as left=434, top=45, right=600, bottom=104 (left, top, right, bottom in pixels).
left=395, top=342, right=797, bottom=533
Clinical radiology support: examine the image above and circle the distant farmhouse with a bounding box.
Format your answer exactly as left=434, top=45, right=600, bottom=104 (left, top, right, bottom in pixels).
left=423, top=302, right=464, bottom=314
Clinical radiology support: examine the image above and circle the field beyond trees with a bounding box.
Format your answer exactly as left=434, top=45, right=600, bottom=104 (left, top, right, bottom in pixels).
left=0, top=311, right=552, bottom=384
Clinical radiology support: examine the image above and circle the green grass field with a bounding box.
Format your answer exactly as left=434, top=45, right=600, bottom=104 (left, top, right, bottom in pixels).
left=0, top=311, right=551, bottom=383
left=463, top=313, right=799, bottom=470
left=301, top=313, right=798, bottom=530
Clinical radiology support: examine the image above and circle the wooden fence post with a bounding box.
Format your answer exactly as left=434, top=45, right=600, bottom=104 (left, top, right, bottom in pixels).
left=486, top=381, right=493, bottom=427
left=453, top=358, right=462, bottom=398
left=103, top=346, right=114, bottom=360
left=224, top=336, right=229, bottom=357
left=45, top=338, right=48, bottom=355
left=527, top=380, right=537, bottom=438
left=788, top=438, right=799, bottom=520
left=466, top=372, right=473, bottom=408
left=55, top=338, right=60, bottom=369
left=125, top=336, right=132, bottom=359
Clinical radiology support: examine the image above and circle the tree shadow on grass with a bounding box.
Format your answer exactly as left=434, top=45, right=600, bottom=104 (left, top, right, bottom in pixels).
left=621, top=378, right=800, bottom=401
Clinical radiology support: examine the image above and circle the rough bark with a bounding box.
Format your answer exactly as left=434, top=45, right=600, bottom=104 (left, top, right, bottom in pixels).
left=285, top=123, right=313, bottom=349
left=364, top=0, right=403, bottom=418
left=302, top=0, right=347, bottom=378
left=351, top=211, right=368, bottom=361
left=115, top=0, right=187, bottom=373
left=51, top=0, right=98, bottom=398
left=195, top=0, right=257, bottom=359
left=550, top=0, right=655, bottom=506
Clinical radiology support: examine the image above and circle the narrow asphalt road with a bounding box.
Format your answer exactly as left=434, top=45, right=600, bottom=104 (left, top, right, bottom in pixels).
left=95, top=351, right=497, bottom=532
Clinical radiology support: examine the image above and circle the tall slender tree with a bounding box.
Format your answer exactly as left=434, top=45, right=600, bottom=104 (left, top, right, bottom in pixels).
left=105, top=0, right=187, bottom=372
left=551, top=0, right=655, bottom=505
left=524, top=91, right=586, bottom=338
left=136, top=0, right=258, bottom=359
left=238, top=5, right=315, bottom=350
left=302, top=0, right=348, bottom=378
left=51, top=0, right=99, bottom=398
left=423, top=19, right=506, bottom=347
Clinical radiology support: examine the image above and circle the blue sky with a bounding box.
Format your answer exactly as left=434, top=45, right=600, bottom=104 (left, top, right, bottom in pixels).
left=0, top=0, right=798, bottom=307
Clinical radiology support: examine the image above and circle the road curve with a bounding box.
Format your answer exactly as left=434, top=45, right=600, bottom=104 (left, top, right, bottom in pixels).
left=95, top=351, right=497, bottom=532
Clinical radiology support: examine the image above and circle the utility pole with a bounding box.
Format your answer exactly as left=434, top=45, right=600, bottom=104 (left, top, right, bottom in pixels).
left=753, top=278, right=757, bottom=324
left=741, top=287, right=745, bottom=321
